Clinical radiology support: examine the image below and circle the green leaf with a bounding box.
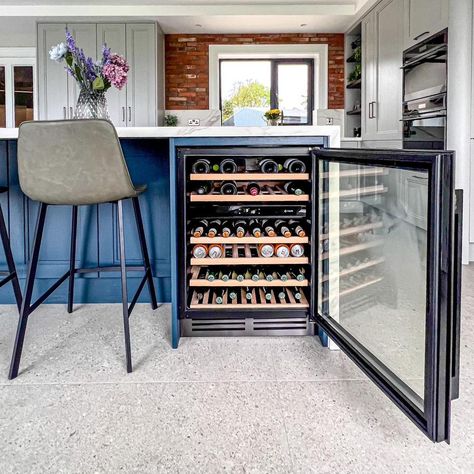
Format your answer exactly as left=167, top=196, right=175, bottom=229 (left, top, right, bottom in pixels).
left=65, top=52, right=73, bottom=67
left=74, top=65, right=83, bottom=83
left=92, top=76, right=105, bottom=90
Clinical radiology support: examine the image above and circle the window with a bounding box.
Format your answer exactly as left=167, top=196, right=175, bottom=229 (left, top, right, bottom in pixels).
left=220, top=58, right=314, bottom=126
left=0, top=48, right=36, bottom=128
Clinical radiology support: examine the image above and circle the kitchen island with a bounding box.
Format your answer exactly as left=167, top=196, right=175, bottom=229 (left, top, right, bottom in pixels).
left=0, top=125, right=340, bottom=313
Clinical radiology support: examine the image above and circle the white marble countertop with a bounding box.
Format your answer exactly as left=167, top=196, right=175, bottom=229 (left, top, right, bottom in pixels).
left=0, top=125, right=340, bottom=146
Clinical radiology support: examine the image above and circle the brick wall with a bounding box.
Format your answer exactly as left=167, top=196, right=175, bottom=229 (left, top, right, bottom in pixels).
left=165, top=33, right=345, bottom=110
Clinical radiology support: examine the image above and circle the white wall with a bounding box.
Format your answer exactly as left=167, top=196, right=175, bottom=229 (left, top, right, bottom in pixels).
left=0, top=18, right=36, bottom=47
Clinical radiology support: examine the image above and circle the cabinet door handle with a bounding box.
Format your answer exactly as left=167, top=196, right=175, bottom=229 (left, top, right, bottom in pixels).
left=368, top=102, right=373, bottom=119
left=70, top=107, right=73, bottom=119
left=128, top=106, right=132, bottom=123
left=122, top=107, right=126, bottom=123
left=413, top=31, right=430, bottom=41
left=63, top=106, right=67, bottom=119
left=371, top=101, right=376, bottom=119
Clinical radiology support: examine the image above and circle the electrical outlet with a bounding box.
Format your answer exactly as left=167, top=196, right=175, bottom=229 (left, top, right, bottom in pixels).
left=326, top=117, right=334, bottom=125
left=188, top=119, right=200, bottom=126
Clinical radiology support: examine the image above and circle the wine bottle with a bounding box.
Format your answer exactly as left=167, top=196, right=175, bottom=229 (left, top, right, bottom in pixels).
left=262, top=219, right=277, bottom=237
left=219, top=158, right=238, bottom=173
left=249, top=219, right=262, bottom=237
left=191, top=219, right=208, bottom=238
left=293, top=287, right=303, bottom=301
left=195, top=291, right=205, bottom=302
left=275, top=219, right=291, bottom=238
left=259, top=158, right=279, bottom=174
left=251, top=267, right=261, bottom=282
left=192, top=244, right=208, bottom=259
left=277, top=270, right=289, bottom=282
left=206, top=269, right=218, bottom=282
left=208, top=244, right=224, bottom=259
left=191, top=159, right=211, bottom=174
left=233, top=270, right=245, bottom=282
left=284, top=181, right=306, bottom=196
left=262, top=287, right=273, bottom=301
left=229, top=289, right=238, bottom=301
left=220, top=181, right=238, bottom=195
left=233, top=219, right=247, bottom=238
left=194, top=182, right=212, bottom=195
left=265, top=271, right=274, bottom=282
left=245, top=287, right=253, bottom=301
left=207, top=219, right=221, bottom=238
left=258, top=244, right=274, bottom=258
left=290, top=243, right=305, bottom=257
left=289, top=219, right=306, bottom=237
left=275, top=244, right=290, bottom=258
left=277, top=289, right=287, bottom=301
left=221, top=221, right=232, bottom=238
left=221, top=268, right=232, bottom=282
left=215, top=288, right=225, bottom=305
left=247, top=182, right=261, bottom=196
left=296, top=268, right=306, bottom=282
left=283, top=158, right=306, bottom=173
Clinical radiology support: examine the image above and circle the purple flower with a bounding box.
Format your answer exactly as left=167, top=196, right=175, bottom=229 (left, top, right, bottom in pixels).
left=103, top=54, right=129, bottom=90
left=101, top=44, right=111, bottom=65
left=65, top=29, right=77, bottom=55
left=85, top=56, right=97, bottom=82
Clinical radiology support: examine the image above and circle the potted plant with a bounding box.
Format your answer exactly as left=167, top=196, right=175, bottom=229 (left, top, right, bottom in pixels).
left=49, top=29, right=129, bottom=120
left=264, top=109, right=282, bottom=126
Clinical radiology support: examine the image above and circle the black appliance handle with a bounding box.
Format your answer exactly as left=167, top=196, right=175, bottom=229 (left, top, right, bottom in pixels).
left=400, top=112, right=447, bottom=122
left=413, top=31, right=430, bottom=41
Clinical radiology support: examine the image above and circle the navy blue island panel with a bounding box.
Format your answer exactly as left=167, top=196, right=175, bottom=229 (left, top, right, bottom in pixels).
left=0, top=138, right=171, bottom=305
left=0, top=134, right=328, bottom=330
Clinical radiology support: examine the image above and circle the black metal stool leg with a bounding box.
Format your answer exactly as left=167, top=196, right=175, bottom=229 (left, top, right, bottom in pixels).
left=67, top=205, right=78, bottom=314
left=117, top=200, right=132, bottom=373
left=0, top=205, right=22, bottom=312
left=131, top=196, right=158, bottom=310
left=9, top=203, right=48, bottom=380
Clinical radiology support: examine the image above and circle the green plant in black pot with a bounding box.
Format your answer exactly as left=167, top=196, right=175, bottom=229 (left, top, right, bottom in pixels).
left=348, top=64, right=361, bottom=82
left=164, top=114, right=178, bottom=127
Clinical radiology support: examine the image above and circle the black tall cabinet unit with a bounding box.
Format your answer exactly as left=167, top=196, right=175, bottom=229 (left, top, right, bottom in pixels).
left=176, top=145, right=461, bottom=443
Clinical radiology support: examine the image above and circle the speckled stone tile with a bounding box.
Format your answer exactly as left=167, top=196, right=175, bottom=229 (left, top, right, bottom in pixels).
left=0, top=381, right=292, bottom=474
left=278, top=378, right=474, bottom=473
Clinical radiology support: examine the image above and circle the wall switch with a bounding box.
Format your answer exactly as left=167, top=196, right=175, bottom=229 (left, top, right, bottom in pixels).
left=188, top=119, right=200, bottom=126
left=326, top=117, right=334, bottom=125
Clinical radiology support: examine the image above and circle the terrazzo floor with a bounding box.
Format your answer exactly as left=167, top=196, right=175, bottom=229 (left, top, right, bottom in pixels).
left=0, top=266, right=473, bottom=473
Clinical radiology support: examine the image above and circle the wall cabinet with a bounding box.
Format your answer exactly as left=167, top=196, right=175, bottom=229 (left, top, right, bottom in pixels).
left=362, top=0, right=404, bottom=142
left=404, top=0, right=449, bottom=49
left=38, top=23, right=157, bottom=126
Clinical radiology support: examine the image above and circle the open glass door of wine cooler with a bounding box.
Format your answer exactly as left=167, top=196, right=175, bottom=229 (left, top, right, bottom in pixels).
left=312, top=148, right=461, bottom=443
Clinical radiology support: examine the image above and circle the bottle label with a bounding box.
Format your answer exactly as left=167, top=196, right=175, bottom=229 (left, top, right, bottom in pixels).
left=276, top=246, right=290, bottom=258
left=294, top=225, right=305, bottom=236
left=193, top=246, right=207, bottom=258
left=259, top=244, right=274, bottom=258
left=290, top=244, right=304, bottom=257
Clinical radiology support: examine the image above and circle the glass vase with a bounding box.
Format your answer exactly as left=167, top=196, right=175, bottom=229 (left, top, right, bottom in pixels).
left=74, top=89, right=110, bottom=120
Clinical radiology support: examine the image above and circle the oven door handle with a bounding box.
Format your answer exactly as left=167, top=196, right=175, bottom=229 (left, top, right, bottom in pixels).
left=401, top=113, right=447, bottom=122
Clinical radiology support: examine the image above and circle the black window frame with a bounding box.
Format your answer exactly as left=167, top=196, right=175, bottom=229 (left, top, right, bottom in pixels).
left=219, top=58, right=314, bottom=126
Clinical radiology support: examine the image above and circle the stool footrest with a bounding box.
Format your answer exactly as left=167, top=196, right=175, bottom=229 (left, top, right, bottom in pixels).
left=128, top=269, right=151, bottom=318
left=0, top=272, right=16, bottom=288
left=29, top=271, right=71, bottom=313
left=75, top=265, right=145, bottom=274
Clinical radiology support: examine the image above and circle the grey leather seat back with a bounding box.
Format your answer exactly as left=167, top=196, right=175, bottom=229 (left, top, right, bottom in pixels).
left=18, top=119, right=138, bottom=205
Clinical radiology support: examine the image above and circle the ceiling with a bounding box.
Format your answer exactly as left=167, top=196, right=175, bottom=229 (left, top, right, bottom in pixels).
left=0, top=0, right=378, bottom=33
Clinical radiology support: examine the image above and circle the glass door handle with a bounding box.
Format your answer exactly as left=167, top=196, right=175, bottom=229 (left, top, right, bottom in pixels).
left=63, top=106, right=67, bottom=119
left=122, top=107, right=126, bottom=123
left=128, top=107, right=132, bottom=123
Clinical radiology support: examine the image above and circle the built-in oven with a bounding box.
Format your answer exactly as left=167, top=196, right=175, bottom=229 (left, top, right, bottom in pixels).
left=402, top=29, right=447, bottom=150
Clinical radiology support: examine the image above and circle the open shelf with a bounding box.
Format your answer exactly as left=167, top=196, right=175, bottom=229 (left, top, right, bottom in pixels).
left=190, top=173, right=310, bottom=181
left=190, top=287, right=309, bottom=309
left=346, top=109, right=361, bottom=116
left=190, top=236, right=309, bottom=244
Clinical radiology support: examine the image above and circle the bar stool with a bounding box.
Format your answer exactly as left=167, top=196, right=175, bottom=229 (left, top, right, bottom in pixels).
left=9, top=119, right=157, bottom=379
left=0, top=188, right=22, bottom=311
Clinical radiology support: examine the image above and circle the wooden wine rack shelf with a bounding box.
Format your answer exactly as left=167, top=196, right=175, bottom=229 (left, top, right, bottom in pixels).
left=321, top=276, right=383, bottom=302
left=191, top=256, right=309, bottom=266
left=190, top=279, right=309, bottom=288
left=320, top=221, right=383, bottom=240
left=190, top=173, right=310, bottom=181
left=321, top=168, right=386, bottom=178
left=320, top=185, right=387, bottom=200
left=190, top=191, right=309, bottom=203
left=190, top=236, right=309, bottom=244
left=320, top=257, right=385, bottom=282
left=321, top=239, right=383, bottom=260
left=190, top=287, right=309, bottom=309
